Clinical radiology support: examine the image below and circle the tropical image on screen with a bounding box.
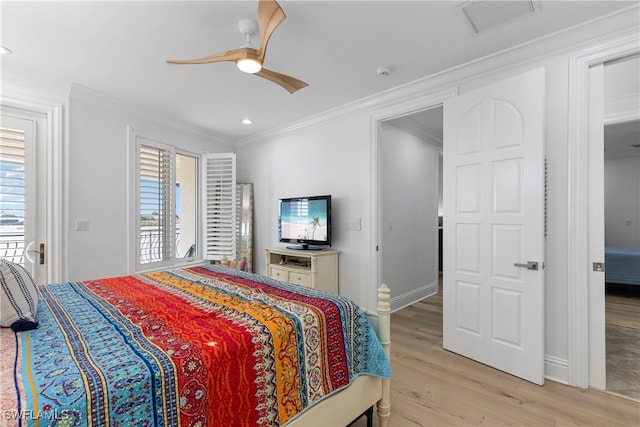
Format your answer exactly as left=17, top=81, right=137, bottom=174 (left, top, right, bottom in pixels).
left=280, top=198, right=328, bottom=242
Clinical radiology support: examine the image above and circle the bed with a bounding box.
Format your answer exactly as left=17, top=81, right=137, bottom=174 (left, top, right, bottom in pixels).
left=604, top=246, right=640, bottom=286
left=0, top=263, right=391, bottom=426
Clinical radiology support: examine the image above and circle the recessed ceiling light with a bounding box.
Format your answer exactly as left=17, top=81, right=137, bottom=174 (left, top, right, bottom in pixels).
left=242, top=118, right=253, bottom=125
left=0, top=46, right=12, bottom=55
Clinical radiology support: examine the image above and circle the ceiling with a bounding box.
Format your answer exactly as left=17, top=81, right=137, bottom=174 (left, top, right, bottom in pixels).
left=1, top=1, right=637, bottom=142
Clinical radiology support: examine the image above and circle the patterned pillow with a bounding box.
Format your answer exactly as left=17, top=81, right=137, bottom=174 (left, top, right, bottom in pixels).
left=237, top=256, right=248, bottom=272
left=0, top=259, right=39, bottom=331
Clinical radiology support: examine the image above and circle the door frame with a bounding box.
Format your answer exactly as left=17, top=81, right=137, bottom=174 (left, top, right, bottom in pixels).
left=566, top=28, right=639, bottom=388
left=370, top=88, right=456, bottom=311
left=1, top=94, right=63, bottom=283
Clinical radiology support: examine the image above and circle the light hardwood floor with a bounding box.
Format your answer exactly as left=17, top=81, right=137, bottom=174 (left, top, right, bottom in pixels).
left=606, top=287, right=640, bottom=329
left=605, top=286, right=640, bottom=399
left=352, top=282, right=640, bottom=427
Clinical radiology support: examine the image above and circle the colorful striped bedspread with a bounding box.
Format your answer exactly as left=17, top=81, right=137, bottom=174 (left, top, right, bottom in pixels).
left=0, top=264, right=391, bottom=426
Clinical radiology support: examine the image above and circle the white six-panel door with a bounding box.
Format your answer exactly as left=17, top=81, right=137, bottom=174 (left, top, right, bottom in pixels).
left=443, top=68, right=546, bottom=385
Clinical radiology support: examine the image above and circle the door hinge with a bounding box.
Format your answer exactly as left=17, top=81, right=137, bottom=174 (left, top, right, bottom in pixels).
left=593, top=262, right=605, bottom=272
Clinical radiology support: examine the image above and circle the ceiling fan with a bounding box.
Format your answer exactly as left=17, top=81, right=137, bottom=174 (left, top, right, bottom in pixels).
left=167, top=0, right=308, bottom=94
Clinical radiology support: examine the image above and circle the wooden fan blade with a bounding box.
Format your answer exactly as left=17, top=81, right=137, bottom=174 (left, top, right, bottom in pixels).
left=255, top=68, right=308, bottom=94
left=257, top=0, right=286, bottom=61
left=167, top=47, right=255, bottom=65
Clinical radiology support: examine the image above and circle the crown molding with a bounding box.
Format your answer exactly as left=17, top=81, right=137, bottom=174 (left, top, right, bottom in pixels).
left=385, top=116, right=443, bottom=146
left=604, top=92, right=640, bottom=124
left=70, top=83, right=234, bottom=149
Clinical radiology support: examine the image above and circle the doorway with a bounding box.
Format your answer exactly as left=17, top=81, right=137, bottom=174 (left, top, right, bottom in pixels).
left=602, top=57, right=640, bottom=399
left=566, top=29, right=638, bottom=390
left=377, top=68, right=547, bottom=387
left=379, top=106, right=443, bottom=310
left=0, top=96, right=62, bottom=284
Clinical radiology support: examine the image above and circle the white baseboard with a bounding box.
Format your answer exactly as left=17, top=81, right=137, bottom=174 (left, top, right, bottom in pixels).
left=544, top=355, right=569, bottom=384
left=390, top=281, right=438, bottom=313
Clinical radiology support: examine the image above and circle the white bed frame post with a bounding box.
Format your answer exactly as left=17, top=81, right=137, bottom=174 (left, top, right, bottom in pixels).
left=377, top=284, right=391, bottom=427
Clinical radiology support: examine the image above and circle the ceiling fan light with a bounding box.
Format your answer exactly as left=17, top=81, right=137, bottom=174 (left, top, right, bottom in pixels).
left=237, top=58, right=262, bottom=74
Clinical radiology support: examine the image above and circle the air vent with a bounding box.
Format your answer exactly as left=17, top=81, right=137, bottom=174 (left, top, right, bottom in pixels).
left=457, top=0, right=538, bottom=34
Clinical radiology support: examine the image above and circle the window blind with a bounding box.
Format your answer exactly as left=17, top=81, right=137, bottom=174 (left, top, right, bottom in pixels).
left=138, top=142, right=175, bottom=265
left=203, top=153, right=236, bottom=261
left=0, top=127, right=26, bottom=264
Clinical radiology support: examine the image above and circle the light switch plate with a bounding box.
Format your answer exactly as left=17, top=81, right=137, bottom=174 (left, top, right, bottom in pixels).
left=346, top=218, right=361, bottom=231
left=75, top=219, right=90, bottom=231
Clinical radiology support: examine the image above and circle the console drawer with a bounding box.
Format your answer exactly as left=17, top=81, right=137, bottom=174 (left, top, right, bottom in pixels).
left=269, top=266, right=288, bottom=282
left=289, top=272, right=311, bottom=287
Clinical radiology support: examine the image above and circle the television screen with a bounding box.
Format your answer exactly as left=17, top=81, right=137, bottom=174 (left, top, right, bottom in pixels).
left=279, top=195, right=331, bottom=250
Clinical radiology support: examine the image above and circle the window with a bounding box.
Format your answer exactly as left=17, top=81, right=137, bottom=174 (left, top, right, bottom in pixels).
left=176, top=154, right=197, bottom=259
left=0, top=117, right=36, bottom=268
left=137, top=141, right=176, bottom=267
left=133, top=130, right=235, bottom=271
left=0, top=124, right=27, bottom=264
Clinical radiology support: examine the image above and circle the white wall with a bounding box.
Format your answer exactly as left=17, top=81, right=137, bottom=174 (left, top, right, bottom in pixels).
left=65, top=84, right=233, bottom=281
left=604, top=155, right=640, bottom=246
left=603, top=57, right=640, bottom=247
left=236, top=115, right=375, bottom=306
left=380, top=123, right=439, bottom=308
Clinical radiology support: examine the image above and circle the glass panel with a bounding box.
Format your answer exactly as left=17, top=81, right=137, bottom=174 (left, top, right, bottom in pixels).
left=176, top=153, right=197, bottom=258
left=0, top=126, right=26, bottom=264
left=139, top=144, right=174, bottom=264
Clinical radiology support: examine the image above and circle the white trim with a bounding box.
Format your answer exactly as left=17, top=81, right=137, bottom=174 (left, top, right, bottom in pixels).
left=544, top=355, right=569, bottom=385
left=566, top=27, right=639, bottom=388
left=369, top=88, right=456, bottom=311
left=390, top=282, right=438, bottom=314
left=604, top=92, right=640, bottom=124
left=386, top=117, right=443, bottom=145
left=0, top=93, right=63, bottom=283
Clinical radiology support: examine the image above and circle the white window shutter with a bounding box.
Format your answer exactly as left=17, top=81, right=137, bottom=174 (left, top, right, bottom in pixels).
left=203, top=153, right=236, bottom=261
left=0, top=127, right=27, bottom=265
left=137, top=139, right=176, bottom=267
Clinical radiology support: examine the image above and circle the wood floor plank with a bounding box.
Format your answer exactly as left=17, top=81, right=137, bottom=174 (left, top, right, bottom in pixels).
left=606, top=292, right=640, bottom=329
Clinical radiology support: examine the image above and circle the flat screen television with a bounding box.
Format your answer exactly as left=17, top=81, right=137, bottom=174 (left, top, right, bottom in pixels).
left=278, top=195, right=332, bottom=250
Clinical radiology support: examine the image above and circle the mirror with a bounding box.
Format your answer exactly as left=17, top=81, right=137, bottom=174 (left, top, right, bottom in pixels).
left=237, top=183, right=254, bottom=272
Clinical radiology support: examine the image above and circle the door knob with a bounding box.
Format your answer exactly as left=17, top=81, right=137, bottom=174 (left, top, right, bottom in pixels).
left=25, top=242, right=45, bottom=265
left=514, top=261, right=538, bottom=271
